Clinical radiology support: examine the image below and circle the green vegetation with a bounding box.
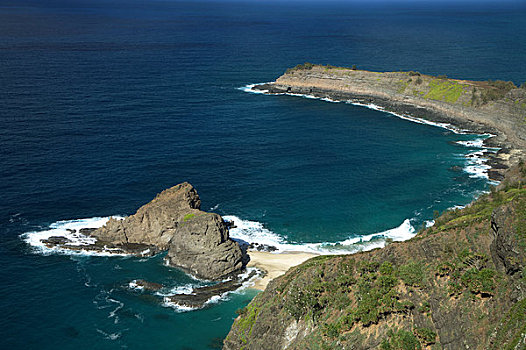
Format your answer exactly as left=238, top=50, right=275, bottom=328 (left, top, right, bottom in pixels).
left=414, top=327, right=437, bottom=345
left=492, top=298, right=526, bottom=350
left=183, top=213, right=195, bottom=221
left=380, top=329, right=421, bottom=350
left=418, top=301, right=430, bottom=314
left=228, top=170, right=526, bottom=350
left=397, top=80, right=409, bottom=93
left=480, top=80, right=516, bottom=103
left=285, top=62, right=315, bottom=74
left=428, top=186, right=526, bottom=234
left=460, top=267, right=496, bottom=296
left=236, top=303, right=261, bottom=344
left=424, top=79, right=464, bottom=103
left=398, top=262, right=426, bottom=287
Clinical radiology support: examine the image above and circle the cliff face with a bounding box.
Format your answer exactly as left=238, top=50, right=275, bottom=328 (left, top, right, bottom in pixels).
left=257, top=65, right=526, bottom=169
left=224, top=167, right=526, bottom=349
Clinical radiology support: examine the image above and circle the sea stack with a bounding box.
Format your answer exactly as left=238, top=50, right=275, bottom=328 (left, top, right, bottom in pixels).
left=91, top=182, right=245, bottom=280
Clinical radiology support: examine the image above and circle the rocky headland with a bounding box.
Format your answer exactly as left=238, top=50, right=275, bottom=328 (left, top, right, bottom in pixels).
left=42, top=182, right=245, bottom=281
left=253, top=64, right=526, bottom=180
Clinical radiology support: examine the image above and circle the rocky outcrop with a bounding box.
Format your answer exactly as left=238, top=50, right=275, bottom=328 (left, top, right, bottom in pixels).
left=224, top=165, right=526, bottom=350
left=165, top=212, right=244, bottom=280
left=92, top=182, right=244, bottom=280
left=491, top=200, right=526, bottom=276
left=92, top=182, right=202, bottom=250
left=39, top=182, right=245, bottom=280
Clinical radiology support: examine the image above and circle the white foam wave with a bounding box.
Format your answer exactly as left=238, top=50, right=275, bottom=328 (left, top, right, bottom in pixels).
left=128, top=280, right=144, bottom=291
left=458, top=142, right=495, bottom=180
left=161, top=298, right=199, bottom=313
left=240, top=83, right=470, bottom=134
left=350, top=101, right=467, bottom=134
left=457, top=139, right=482, bottom=148
left=20, top=216, right=127, bottom=256
left=225, top=215, right=416, bottom=254
left=160, top=267, right=261, bottom=312
left=155, top=284, right=195, bottom=297
left=424, top=220, right=435, bottom=228
left=238, top=83, right=271, bottom=94
left=96, top=329, right=122, bottom=341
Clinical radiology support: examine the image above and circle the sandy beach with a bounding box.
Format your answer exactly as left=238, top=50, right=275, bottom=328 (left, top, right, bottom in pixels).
left=247, top=250, right=319, bottom=290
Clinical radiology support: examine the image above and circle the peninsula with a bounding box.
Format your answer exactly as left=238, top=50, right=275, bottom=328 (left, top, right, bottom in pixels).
left=253, top=64, right=526, bottom=179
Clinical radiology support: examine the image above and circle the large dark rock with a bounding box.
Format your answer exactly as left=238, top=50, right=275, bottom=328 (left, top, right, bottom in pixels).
left=491, top=202, right=526, bottom=276
left=165, top=212, right=244, bottom=280
left=90, top=182, right=244, bottom=280
left=92, top=182, right=201, bottom=250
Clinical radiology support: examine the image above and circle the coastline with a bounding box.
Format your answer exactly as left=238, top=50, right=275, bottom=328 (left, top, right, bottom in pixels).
left=248, top=67, right=526, bottom=182
left=246, top=250, right=318, bottom=290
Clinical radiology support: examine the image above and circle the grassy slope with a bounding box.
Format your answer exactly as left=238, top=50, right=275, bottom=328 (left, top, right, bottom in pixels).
left=224, top=167, right=526, bottom=350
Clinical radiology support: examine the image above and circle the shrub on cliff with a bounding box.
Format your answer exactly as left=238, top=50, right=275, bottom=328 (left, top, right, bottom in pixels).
left=286, top=62, right=315, bottom=74
left=481, top=80, right=517, bottom=103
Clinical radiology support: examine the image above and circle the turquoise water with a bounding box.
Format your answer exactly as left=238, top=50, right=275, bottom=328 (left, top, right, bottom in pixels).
left=1, top=0, right=526, bottom=349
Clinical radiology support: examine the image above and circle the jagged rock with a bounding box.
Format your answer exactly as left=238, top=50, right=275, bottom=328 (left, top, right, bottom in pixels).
left=491, top=202, right=526, bottom=275
left=41, top=236, right=71, bottom=245
left=166, top=270, right=257, bottom=309
left=90, top=182, right=244, bottom=280
left=92, top=182, right=201, bottom=249
left=165, top=212, right=244, bottom=280
left=249, top=242, right=278, bottom=252
left=130, top=279, right=163, bottom=291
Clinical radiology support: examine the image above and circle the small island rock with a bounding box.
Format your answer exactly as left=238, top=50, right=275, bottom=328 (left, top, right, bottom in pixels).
left=91, top=182, right=244, bottom=280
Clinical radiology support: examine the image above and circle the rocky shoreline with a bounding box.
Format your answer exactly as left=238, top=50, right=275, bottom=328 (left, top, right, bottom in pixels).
left=251, top=66, right=526, bottom=181
left=39, top=182, right=246, bottom=281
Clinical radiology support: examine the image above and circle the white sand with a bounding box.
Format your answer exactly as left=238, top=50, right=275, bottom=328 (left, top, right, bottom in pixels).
left=247, top=250, right=319, bottom=290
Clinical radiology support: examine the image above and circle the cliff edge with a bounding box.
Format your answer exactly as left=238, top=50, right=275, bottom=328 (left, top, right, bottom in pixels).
left=224, top=165, right=526, bottom=349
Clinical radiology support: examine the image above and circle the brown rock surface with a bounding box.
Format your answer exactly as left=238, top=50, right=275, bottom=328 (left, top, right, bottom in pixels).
left=91, top=182, right=244, bottom=280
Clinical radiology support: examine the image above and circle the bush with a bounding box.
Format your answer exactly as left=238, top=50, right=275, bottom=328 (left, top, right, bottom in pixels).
left=461, top=268, right=496, bottom=296
left=481, top=80, right=517, bottom=103
left=352, top=64, right=357, bottom=70
left=183, top=213, right=195, bottom=221
left=399, top=262, right=426, bottom=287
left=381, top=329, right=422, bottom=350
left=322, top=322, right=341, bottom=338
left=286, top=62, right=315, bottom=74
left=414, top=327, right=437, bottom=345
left=415, top=77, right=423, bottom=85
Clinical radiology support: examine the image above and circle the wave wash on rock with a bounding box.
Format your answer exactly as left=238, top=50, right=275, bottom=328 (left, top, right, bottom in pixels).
left=91, top=182, right=245, bottom=280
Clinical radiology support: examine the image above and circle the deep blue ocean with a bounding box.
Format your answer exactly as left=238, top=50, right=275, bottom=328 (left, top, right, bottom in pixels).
left=1, top=0, right=526, bottom=348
